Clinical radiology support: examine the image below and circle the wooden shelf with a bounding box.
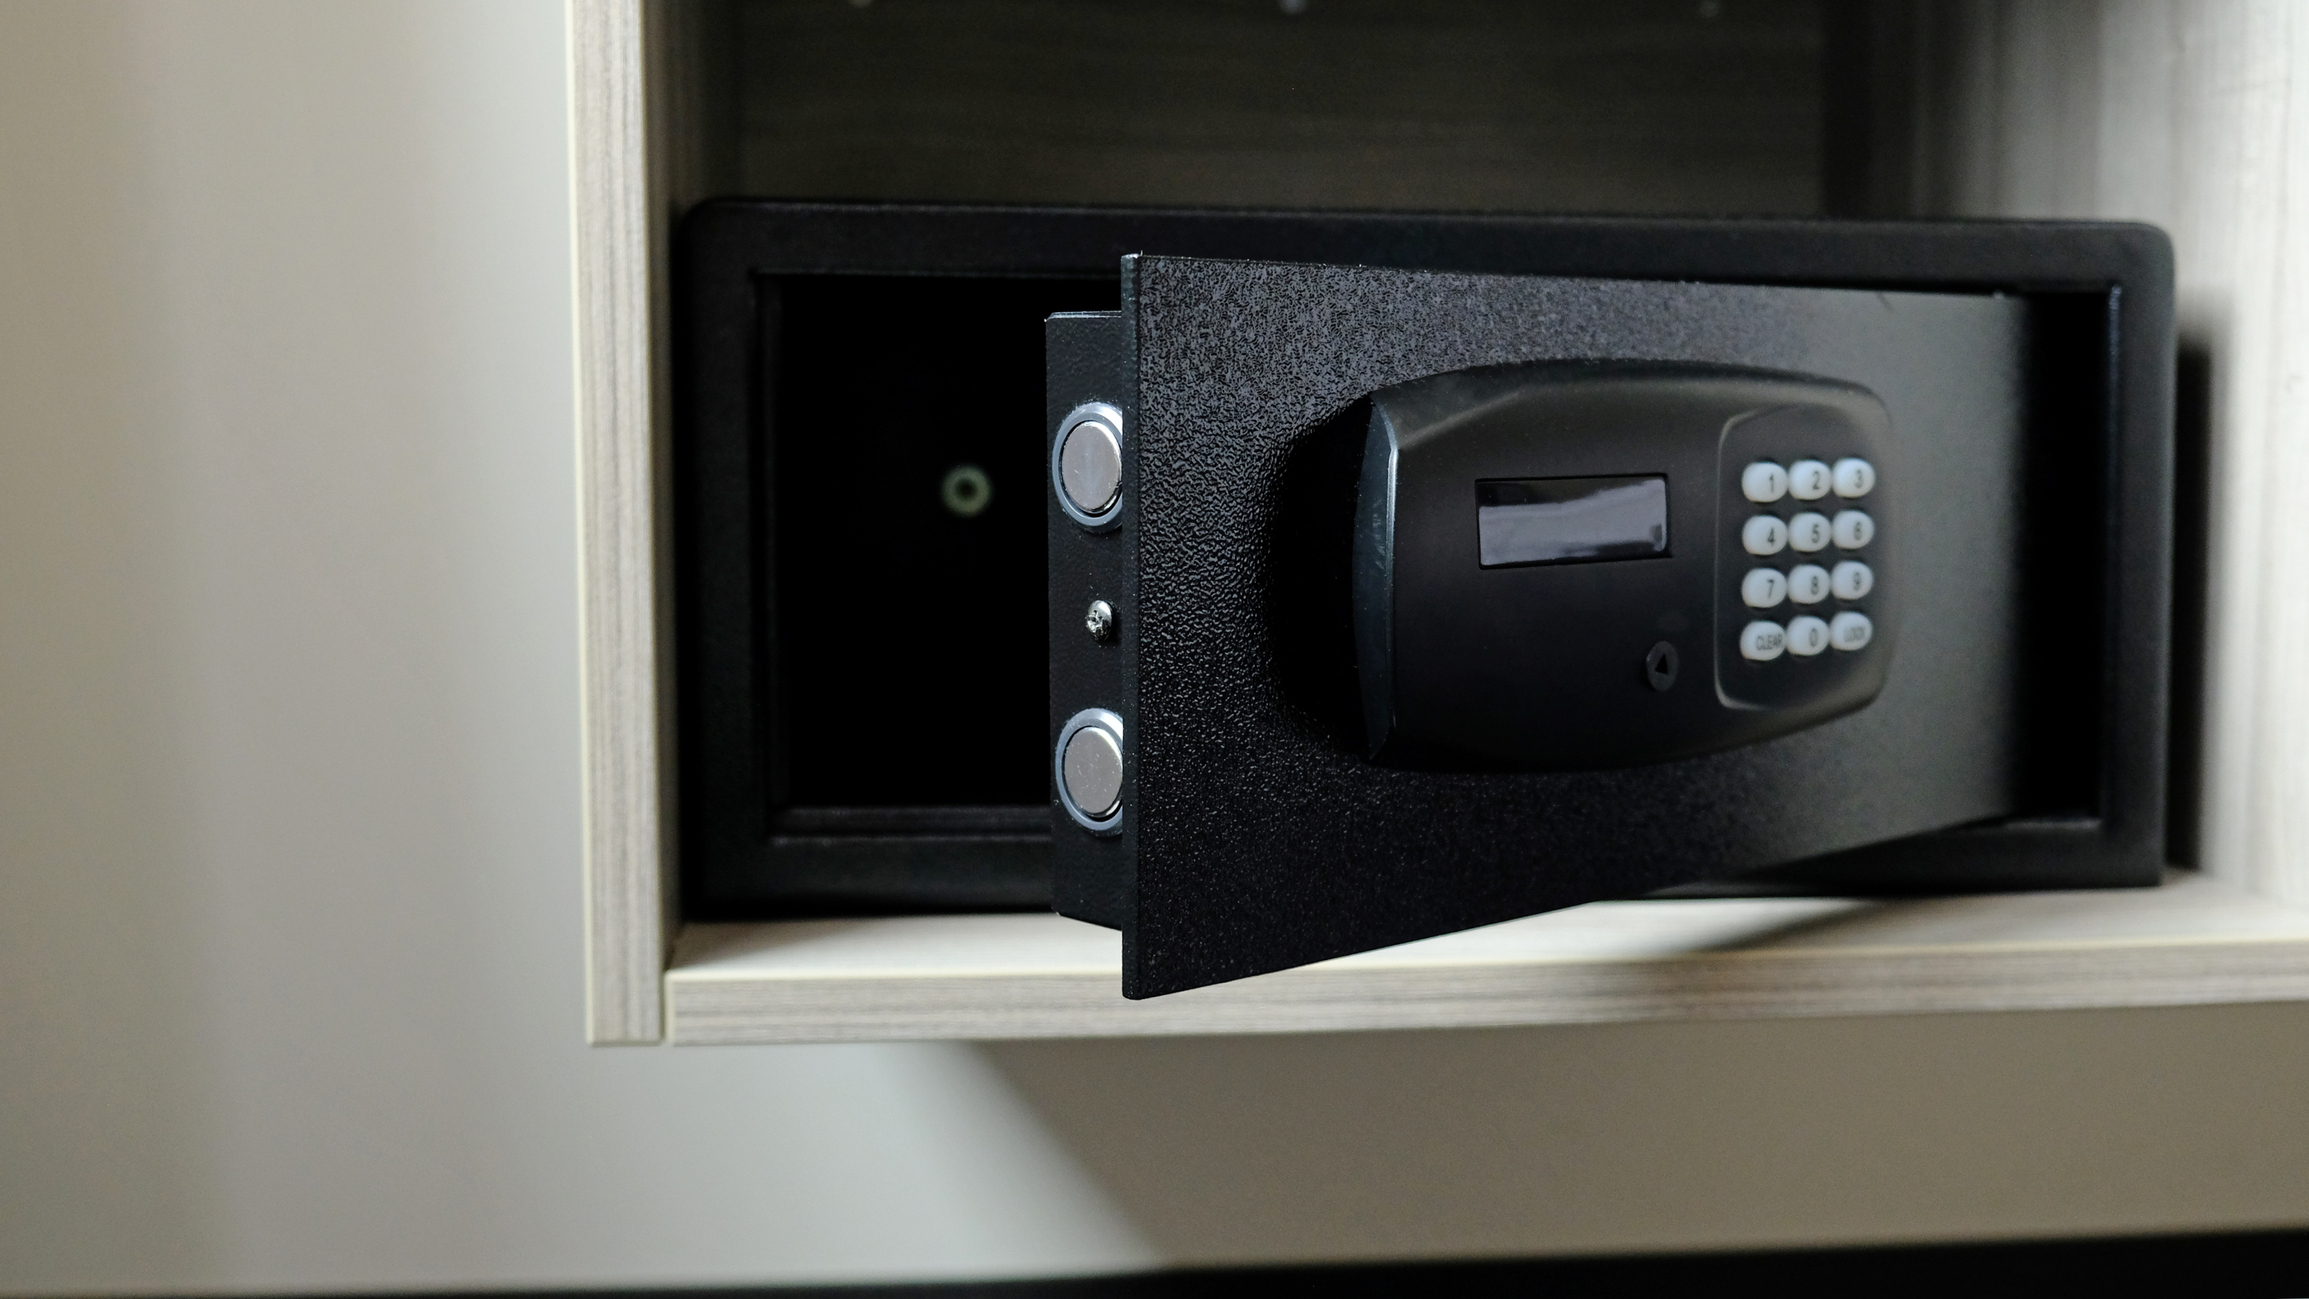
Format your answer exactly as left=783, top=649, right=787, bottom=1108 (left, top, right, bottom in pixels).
left=664, top=873, right=2309, bottom=1044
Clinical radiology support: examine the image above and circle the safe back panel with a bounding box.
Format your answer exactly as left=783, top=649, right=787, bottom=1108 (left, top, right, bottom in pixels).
left=676, top=204, right=2173, bottom=998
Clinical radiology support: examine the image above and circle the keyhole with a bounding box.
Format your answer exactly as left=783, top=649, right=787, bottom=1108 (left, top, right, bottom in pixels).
left=1645, top=641, right=1679, bottom=692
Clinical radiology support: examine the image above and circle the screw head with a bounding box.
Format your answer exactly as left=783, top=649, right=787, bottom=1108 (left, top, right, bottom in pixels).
left=1085, top=599, right=1115, bottom=641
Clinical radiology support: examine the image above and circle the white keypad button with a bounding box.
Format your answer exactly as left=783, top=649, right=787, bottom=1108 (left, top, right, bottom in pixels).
left=1741, top=567, right=1788, bottom=608
left=1789, top=459, right=1832, bottom=500
left=1833, top=509, right=1874, bottom=549
left=1786, top=615, right=1829, bottom=656
left=1787, top=564, right=1829, bottom=604
left=1741, top=461, right=1789, bottom=503
left=1830, top=611, right=1874, bottom=651
left=1740, top=620, right=1787, bottom=661
left=1833, top=457, right=1876, bottom=498
left=1832, top=560, right=1874, bottom=600
left=1788, top=511, right=1830, bottom=552
left=1741, top=514, right=1788, bottom=555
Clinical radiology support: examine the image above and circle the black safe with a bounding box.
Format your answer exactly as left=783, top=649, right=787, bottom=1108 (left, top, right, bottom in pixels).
left=677, top=203, right=2175, bottom=999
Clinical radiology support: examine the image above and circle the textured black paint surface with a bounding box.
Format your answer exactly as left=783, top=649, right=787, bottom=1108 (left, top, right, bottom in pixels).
left=1119, top=258, right=2033, bottom=996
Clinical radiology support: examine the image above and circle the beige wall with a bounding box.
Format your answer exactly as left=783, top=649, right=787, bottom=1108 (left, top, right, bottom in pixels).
left=2, top=1, right=2307, bottom=1294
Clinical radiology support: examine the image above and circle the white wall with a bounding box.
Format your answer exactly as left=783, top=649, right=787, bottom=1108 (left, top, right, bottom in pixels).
left=0, top=3, right=1149, bottom=1291
left=4, top=2, right=2309, bottom=1295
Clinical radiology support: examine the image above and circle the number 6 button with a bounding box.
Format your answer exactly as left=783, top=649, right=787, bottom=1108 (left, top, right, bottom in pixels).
left=1832, top=510, right=1874, bottom=549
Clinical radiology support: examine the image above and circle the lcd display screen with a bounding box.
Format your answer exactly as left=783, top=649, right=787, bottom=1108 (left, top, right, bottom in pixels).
left=1476, top=475, right=1668, bottom=567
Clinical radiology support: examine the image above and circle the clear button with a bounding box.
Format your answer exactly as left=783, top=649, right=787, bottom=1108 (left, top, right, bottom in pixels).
left=1740, top=620, right=1787, bottom=661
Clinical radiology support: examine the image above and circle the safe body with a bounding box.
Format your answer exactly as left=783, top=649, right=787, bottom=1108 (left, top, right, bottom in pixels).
left=674, top=204, right=2174, bottom=998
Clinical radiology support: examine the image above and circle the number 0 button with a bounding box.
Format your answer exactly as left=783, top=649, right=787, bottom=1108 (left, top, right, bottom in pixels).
left=1833, top=510, right=1874, bottom=549
left=1742, top=515, right=1789, bottom=555
left=1786, top=615, right=1829, bottom=656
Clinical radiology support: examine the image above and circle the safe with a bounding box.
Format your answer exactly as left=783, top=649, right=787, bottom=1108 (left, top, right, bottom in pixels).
left=676, top=204, right=2175, bottom=998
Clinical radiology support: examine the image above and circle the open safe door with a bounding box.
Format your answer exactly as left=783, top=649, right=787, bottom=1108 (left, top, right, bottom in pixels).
left=1047, top=254, right=2096, bottom=998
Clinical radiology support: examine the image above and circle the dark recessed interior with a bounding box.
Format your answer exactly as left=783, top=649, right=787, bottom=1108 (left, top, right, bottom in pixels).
left=768, top=274, right=1117, bottom=812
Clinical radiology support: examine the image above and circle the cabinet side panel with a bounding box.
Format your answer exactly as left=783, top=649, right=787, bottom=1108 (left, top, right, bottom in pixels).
left=573, top=0, right=667, bottom=1044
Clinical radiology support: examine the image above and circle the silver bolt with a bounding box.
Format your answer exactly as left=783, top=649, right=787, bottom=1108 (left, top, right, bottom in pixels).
left=1055, top=708, right=1125, bottom=832
left=1085, top=599, right=1115, bottom=641
left=1059, top=420, right=1120, bottom=513
left=1062, top=727, right=1123, bottom=819
left=1052, top=402, right=1124, bottom=529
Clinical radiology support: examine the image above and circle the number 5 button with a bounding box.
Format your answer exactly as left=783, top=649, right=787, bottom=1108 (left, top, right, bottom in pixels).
left=1788, top=512, right=1831, bottom=552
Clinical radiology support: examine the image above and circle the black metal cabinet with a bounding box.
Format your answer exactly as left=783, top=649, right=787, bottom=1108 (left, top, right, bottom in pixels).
left=677, top=203, right=2174, bottom=997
